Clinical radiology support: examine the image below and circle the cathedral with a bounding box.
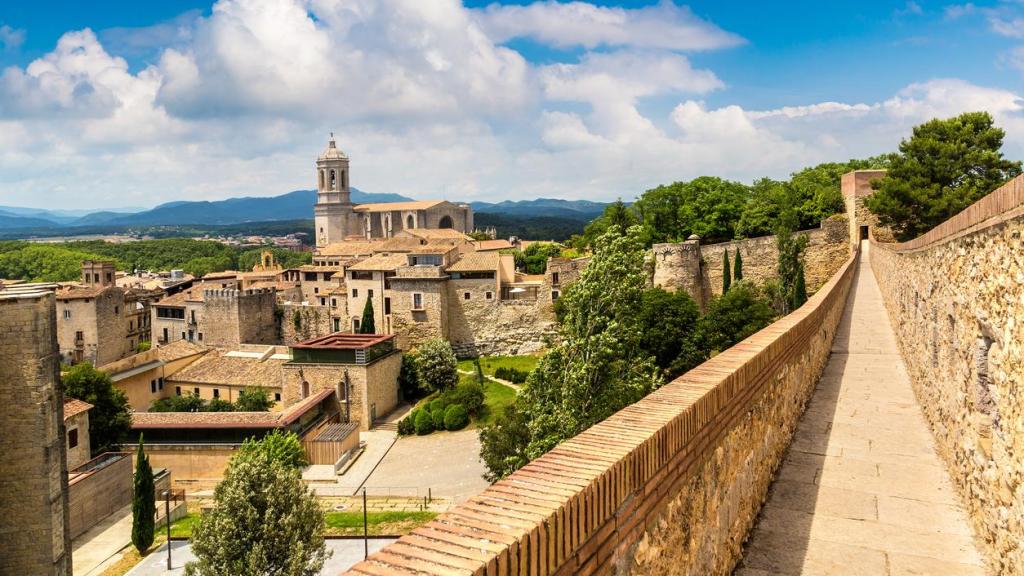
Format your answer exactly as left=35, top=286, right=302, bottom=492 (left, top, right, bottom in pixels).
left=313, top=136, right=474, bottom=248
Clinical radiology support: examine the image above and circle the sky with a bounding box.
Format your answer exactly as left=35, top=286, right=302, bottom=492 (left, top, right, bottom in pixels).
left=1, top=0, right=1024, bottom=210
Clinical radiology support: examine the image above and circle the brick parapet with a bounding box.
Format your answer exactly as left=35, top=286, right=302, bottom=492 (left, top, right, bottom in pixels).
left=344, top=248, right=859, bottom=576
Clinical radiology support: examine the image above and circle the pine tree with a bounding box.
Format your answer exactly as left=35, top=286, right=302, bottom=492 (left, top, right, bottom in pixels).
left=358, top=298, right=375, bottom=334
left=792, top=265, right=807, bottom=309
left=733, top=250, right=743, bottom=281
left=131, top=435, right=156, bottom=554
left=722, top=250, right=732, bottom=293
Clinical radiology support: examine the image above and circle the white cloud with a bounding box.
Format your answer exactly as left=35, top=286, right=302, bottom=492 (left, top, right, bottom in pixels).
left=0, top=24, right=25, bottom=51
left=473, top=0, right=743, bottom=51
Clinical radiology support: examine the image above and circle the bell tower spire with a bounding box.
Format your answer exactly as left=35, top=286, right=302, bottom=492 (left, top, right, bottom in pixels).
left=314, top=134, right=354, bottom=247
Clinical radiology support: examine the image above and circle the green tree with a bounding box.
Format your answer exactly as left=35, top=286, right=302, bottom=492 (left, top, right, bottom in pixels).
left=636, top=288, right=699, bottom=378
left=203, top=398, right=236, bottom=412
left=235, top=387, right=274, bottom=412
left=577, top=199, right=638, bottom=248
left=415, top=338, right=459, bottom=393
left=131, top=436, right=156, bottom=553
left=151, top=393, right=204, bottom=413
left=479, top=403, right=532, bottom=482
left=722, top=250, right=732, bottom=293
left=181, top=255, right=234, bottom=278
left=866, top=112, right=1022, bottom=241
left=688, top=283, right=776, bottom=360
left=775, top=208, right=808, bottom=315
left=62, top=363, right=131, bottom=456
left=633, top=177, right=748, bottom=245
left=480, top=226, right=661, bottom=480
left=235, top=430, right=308, bottom=469
left=733, top=250, right=743, bottom=281
left=185, top=448, right=328, bottom=576
left=518, top=242, right=563, bottom=274
left=793, top=267, right=808, bottom=309
left=397, top=352, right=422, bottom=401
left=358, top=298, right=375, bottom=334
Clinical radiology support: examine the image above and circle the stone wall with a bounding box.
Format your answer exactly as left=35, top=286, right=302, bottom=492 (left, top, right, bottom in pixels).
left=280, top=303, right=333, bottom=345
left=281, top=354, right=400, bottom=430
left=201, top=288, right=277, bottom=348
left=389, top=277, right=450, bottom=350
left=67, top=453, right=132, bottom=539
left=869, top=174, right=1024, bottom=574
left=653, top=217, right=849, bottom=309
left=0, top=291, right=71, bottom=576
left=344, top=249, right=858, bottom=576
left=144, top=444, right=237, bottom=492
left=446, top=278, right=557, bottom=358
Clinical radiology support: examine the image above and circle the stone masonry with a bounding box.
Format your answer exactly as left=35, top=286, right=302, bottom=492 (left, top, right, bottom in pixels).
left=870, top=174, right=1024, bottom=574
left=0, top=290, right=71, bottom=576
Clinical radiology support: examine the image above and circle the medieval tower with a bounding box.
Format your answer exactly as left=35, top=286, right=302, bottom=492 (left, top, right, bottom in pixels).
left=0, top=288, right=71, bottom=575
left=314, top=135, right=356, bottom=248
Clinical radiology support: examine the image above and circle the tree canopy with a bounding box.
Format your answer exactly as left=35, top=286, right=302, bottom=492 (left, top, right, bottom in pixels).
left=62, top=363, right=131, bottom=456
left=866, top=111, right=1022, bottom=241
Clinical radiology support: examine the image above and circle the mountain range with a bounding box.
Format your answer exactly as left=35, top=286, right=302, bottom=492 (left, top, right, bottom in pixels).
left=0, top=190, right=610, bottom=234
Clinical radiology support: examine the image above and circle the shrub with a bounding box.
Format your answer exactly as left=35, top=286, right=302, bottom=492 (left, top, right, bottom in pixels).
left=236, top=430, right=308, bottom=468
left=431, top=407, right=446, bottom=430
left=444, top=404, right=469, bottom=431
left=398, top=352, right=422, bottom=401
left=415, top=338, right=459, bottom=392
left=494, top=367, right=529, bottom=384
left=397, top=414, right=415, bottom=436
left=428, top=398, right=447, bottom=414
left=414, top=410, right=433, bottom=435
left=441, top=381, right=484, bottom=416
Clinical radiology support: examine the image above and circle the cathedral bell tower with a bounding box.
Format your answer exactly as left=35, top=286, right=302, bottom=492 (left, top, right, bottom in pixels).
left=314, top=134, right=354, bottom=248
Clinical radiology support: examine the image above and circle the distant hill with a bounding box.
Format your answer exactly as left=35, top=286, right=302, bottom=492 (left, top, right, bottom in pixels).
left=0, top=211, right=61, bottom=229
left=470, top=198, right=608, bottom=220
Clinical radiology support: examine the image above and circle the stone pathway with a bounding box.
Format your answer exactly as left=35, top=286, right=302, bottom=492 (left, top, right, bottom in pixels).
left=72, top=504, right=132, bottom=576
left=736, top=244, right=985, bottom=576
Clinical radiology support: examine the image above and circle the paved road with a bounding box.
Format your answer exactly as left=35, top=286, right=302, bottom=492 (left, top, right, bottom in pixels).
left=736, top=244, right=985, bottom=575
left=72, top=505, right=132, bottom=576
left=125, top=538, right=397, bottom=575
left=363, top=428, right=490, bottom=503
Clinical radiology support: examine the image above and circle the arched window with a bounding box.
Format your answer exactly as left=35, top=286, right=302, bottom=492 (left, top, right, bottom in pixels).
left=319, top=170, right=325, bottom=190
left=341, top=170, right=346, bottom=190
left=330, top=170, right=337, bottom=190
left=301, top=381, right=310, bottom=399
left=406, top=215, right=415, bottom=229
left=438, top=215, right=454, bottom=229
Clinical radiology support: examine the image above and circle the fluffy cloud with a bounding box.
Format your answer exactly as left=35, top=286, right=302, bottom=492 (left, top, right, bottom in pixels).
left=0, top=24, right=25, bottom=51
left=473, top=0, right=743, bottom=51
left=0, top=0, right=1022, bottom=210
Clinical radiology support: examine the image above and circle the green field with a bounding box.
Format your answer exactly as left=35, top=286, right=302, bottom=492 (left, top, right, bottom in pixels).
left=166, top=510, right=437, bottom=538
left=457, top=355, right=540, bottom=378
left=474, top=377, right=517, bottom=427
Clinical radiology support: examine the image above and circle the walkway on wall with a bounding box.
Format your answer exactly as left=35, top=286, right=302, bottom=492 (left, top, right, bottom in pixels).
left=735, top=243, right=985, bottom=575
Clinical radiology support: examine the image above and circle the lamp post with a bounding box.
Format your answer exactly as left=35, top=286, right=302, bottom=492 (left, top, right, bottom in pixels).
left=362, top=487, right=369, bottom=559
left=164, top=490, right=172, bottom=570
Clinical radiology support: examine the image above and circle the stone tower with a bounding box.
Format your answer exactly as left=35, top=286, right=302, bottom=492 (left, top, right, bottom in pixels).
left=314, top=135, right=355, bottom=248
left=0, top=288, right=71, bottom=575
left=81, top=260, right=115, bottom=288
left=652, top=235, right=705, bottom=309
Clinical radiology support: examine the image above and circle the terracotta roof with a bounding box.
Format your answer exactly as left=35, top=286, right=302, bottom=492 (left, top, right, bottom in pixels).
left=131, top=389, right=334, bottom=430
left=298, top=264, right=345, bottom=272
left=374, top=237, right=430, bottom=252
left=347, top=253, right=409, bottom=272
left=401, top=228, right=470, bottom=240
left=155, top=286, right=204, bottom=305
left=201, top=271, right=240, bottom=280
left=156, top=340, right=208, bottom=363
left=473, top=239, right=513, bottom=251
left=447, top=251, right=500, bottom=272
left=353, top=200, right=446, bottom=212
left=317, top=240, right=383, bottom=257
left=292, top=333, right=395, bottom=350
left=55, top=285, right=111, bottom=300
left=166, top=349, right=287, bottom=388
left=64, top=398, right=93, bottom=420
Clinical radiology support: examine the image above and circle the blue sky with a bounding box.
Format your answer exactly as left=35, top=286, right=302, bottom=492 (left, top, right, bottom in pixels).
left=1, top=0, right=1023, bottom=209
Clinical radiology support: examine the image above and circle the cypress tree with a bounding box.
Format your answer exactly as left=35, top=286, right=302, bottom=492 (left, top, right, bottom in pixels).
left=358, top=298, right=375, bottom=334
left=792, top=265, right=807, bottom=309
left=722, top=251, right=732, bottom=293
left=733, top=250, right=743, bottom=281
left=132, top=435, right=156, bottom=553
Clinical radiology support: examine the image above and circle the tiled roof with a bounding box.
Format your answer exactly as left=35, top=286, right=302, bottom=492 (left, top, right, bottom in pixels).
left=155, top=286, right=204, bottom=306
left=401, top=228, right=470, bottom=240
left=473, top=239, right=513, bottom=251
left=201, top=271, right=240, bottom=280
left=317, top=240, right=383, bottom=257
left=292, top=333, right=395, bottom=350
left=167, top=349, right=287, bottom=388
left=347, top=253, right=409, bottom=272
left=447, top=251, right=500, bottom=272
left=55, top=285, right=111, bottom=300
left=63, top=398, right=93, bottom=420
left=131, top=389, right=334, bottom=430
left=156, top=340, right=208, bottom=363
left=353, top=200, right=446, bottom=212
left=375, top=237, right=430, bottom=252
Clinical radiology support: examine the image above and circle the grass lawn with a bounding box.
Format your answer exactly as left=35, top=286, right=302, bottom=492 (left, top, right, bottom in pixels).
left=457, top=355, right=540, bottom=378
left=474, top=377, right=517, bottom=427
left=161, top=510, right=436, bottom=539
left=324, top=510, right=437, bottom=536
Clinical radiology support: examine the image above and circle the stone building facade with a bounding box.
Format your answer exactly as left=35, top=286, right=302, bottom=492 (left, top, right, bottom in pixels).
left=313, top=136, right=472, bottom=247
left=152, top=286, right=276, bottom=348
left=63, top=399, right=93, bottom=470
left=0, top=288, right=71, bottom=576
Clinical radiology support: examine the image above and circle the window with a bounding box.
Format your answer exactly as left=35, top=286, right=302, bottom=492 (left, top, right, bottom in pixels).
left=352, top=288, right=359, bottom=298
left=451, top=272, right=494, bottom=280
left=350, top=271, right=373, bottom=280
left=369, top=289, right=374, bottom=298
left=175, top=386, right=181, bottom=396
left=320, top=297, right=326, bottom=306
left=162, top=328, right=168, bottom=342
left=485, top=291, right=493, bottom=300
left=333, top=318, right=340, bottom=331
left=63, top=309, right=71, bottom=320
left=213, top=389, right=220, bottom=398
left=552, top=290, right=560, bottom=300
left=156, top=307, right=185, bottom=319
left=198, top=332, right=203, bottom=341
left=194, top=387, right=200, bottom=396
left=407, top=214, right=415, bottom=229
left=353, top=318, right=361, bottom=331
left=331, top=298, right=337, bottom=307
left=412, top=293, right=424, bottom=310
left=301, top=381, right=310, bottom=398
left=114, top=305, right=119, bottom=314
left=182, top=332, right=186, bottom=340
left=464, top=292, right=471, bottom=300
left=68, top=428, right=78, bottom=449
left=304, top=272, right=317, bottom=281
left=275, top=393, right=281, bottom=402
left=151, top=379, right=157, bottom=393
left=410, top=255, right=442, bottom=266
left=330, top=169, right=337, bottom=189
left=129, top=320, right=134, bottom=331
left=552, top=272, right=560, bottom=285
left=384, top=298, right=391, bottom=314
left=314, top=287, right=320, bottom=294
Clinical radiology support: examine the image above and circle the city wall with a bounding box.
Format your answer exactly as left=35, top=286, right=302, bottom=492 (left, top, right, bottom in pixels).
left=653, top=217, right=849, bottom=309
left=870, top=174, right=1024, bottom=574
left=280, top=303, right=333, bottom=345
left=345, top=247, right=858, bottom=576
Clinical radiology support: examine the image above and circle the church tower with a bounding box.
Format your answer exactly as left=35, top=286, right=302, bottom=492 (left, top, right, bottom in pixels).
left=314, top=135, right=354, bottom=248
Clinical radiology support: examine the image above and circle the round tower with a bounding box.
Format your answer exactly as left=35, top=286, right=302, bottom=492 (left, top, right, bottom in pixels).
left=314, top=135, right=354, bottom=248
